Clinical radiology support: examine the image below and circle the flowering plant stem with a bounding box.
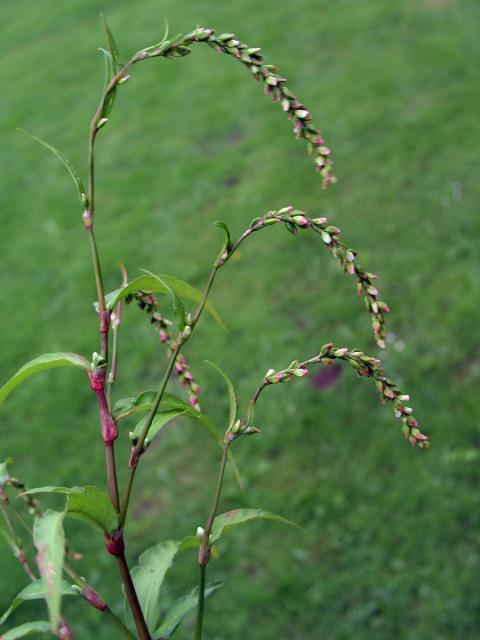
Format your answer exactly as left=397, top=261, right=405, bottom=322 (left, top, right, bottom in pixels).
left=194, top=443, right=229, bottom=640
left=0, top=20, right=430, bottom=640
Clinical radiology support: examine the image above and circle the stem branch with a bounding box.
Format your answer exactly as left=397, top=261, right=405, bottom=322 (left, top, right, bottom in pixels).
left=194, top=442, right=230, bottom=640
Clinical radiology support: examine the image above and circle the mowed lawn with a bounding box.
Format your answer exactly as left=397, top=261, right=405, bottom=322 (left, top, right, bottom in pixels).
left=1, top=0, right=479, bottom=638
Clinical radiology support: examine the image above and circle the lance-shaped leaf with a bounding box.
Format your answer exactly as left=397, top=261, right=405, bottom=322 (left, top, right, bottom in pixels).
left=0, top=621, right=51, bottom=639
left=205, top=360, right=237, bottom=429
left=0, top=580, right=77, bottom=626
left=130, top=409, right=186, bottom=450
left=213, top=221, right=232, bottom=266
left=98, top=48, right=117, bottom=118
left=154, top=582, right=223, bottom=639
left=105, top=274, right=226, bottom=330
left=33, top=510, right=65, bottom=632
left=17, top=130, right=87, bottom=208
left=130, top=540, right=180, bottom=633
left=214, top=221, right=232, bottom=251
left=25, top=486, right=118, bottom=535
left=142, top=271, right=185, bottom=332
left=210, top=508, right=303, bottom=544
left=0, top=353, right=90, bottom=410
left=114, top=391, right=243, bottom=489
left=113, top=390, right=159, bottom=420
left=100, top=14, right=121, bottom=71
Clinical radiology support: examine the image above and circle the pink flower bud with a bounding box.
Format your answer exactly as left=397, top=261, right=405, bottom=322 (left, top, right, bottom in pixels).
left=104, top=530, right=125, bottom=557
left=81, top=587, right=107, bottom=611
left=294, top=368, right=309, bottom=377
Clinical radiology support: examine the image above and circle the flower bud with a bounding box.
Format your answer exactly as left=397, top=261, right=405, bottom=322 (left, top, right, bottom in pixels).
left=320, top=231, right=332, bottom=244
left=293, top=368, right=309, bottom=377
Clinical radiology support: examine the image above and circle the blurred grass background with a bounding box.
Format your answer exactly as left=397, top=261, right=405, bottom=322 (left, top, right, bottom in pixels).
left=1, top=0, right=479, bottom=638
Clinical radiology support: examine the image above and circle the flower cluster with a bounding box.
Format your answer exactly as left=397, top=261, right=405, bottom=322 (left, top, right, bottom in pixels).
left=146, top=27, right=335, bottom=189
left=125, top=291, right=201, bottom=410
left=244, top=208, right=388, bottom=348
left=263, top=343, right=429, bottom=447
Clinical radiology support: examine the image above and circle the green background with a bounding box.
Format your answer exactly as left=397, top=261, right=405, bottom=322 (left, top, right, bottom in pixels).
left=1, top=0, right=479, bottom=638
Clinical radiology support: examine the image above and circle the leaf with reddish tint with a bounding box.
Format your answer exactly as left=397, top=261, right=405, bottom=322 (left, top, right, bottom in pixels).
left=33, top=510, right=65, bottom=632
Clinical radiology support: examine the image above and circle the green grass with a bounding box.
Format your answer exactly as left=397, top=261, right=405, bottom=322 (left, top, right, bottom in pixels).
left=1, top=0, right=480, bottom=638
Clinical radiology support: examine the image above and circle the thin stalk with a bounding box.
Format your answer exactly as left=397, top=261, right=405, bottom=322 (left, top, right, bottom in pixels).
left=104, top=608, right=137, bottom=640
left=116, top=551, right=151, bottom=640
left=85, top=53, right=159, bottom=640
left=62, top=563, right=135, bottom=640
left=105, top=442, right=120, bottom=513
left=191, top=267, right=219, bottom=329
left=119, top=341, right=182, bottom=526
left=194, top=443, right=229, bottom=640
left=120, top=260, right=224, bottom=528
left=194, top=565, right=206, bottom=640
left=107, top=302, right=122, bottom=408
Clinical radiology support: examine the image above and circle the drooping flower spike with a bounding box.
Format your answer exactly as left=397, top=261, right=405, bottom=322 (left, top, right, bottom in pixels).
left=248, top=343, right=429, bottom=447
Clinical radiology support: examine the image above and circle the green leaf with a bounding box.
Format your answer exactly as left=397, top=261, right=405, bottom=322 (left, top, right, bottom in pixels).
left=154, top=582, right=223, bottom=638
left=98, top=47, right=117, bottom=117
left=114, top=391, right=243, bottom=490
left=24, top=486, right=118, bottom=535
left=100, top=14, right=122, bottom=71
left=17, top=130, right=87, bottom=208
left=131, top=409, right=186, bottom=449
left=115, top=392, right=221, bottom=443
left=105, top=274, right=226, bottom=330
left=213, top=220, right=232, bottom=256
left=142, top=18, right=170, bottom=53
left=0, top=458, right=13, bottom=487
left=142, top=271, right=185, bottom=332
left=33, top=510, right=65, bottom=632
left=205, top=360, right=238, bottom=429
left=213, top=220, right=232, bottom=251
left=131, top=540, right=180, bottom=633
left=113, top=390, right=158, bottom=420
left=210, top=508, right=303, bottom=544
left=0, top=353, right=90, bottom=410
left=0, top=580, right=77, bottom=626
left=0, top=621, right=51, bottom=639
